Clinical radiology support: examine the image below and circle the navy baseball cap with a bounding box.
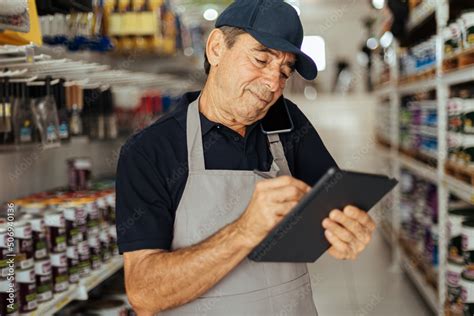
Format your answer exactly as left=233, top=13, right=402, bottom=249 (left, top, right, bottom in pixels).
left=215, top=0, right=318, bottom=80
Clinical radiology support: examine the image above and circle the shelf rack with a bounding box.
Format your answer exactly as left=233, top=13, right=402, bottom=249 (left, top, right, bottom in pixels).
left=26, top=256, right=124, bottom=316
left=374, top=1, right=474, bottom=315
left=400, top=252, right=439, bottom=313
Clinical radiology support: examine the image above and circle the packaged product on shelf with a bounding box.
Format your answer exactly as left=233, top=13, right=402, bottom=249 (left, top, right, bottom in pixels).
left=463, top=220, right=474, bottom=271
left=461, top=271, right=474, bottom=316
left=449, top=208, right=474, bottom=264
left=447, top=134, right=474, bottom=166
left=62, top=204, right=83, bottom=246
left=444, top=22, right=463, bottom=55
left=20, top=213, right=48, bottom=260
left=67, top=158, right=92, bottom=192
left=44, top=210, right=67, bottom=253
left=424, top=224, right=436, bottom=265
left=77, top=239, right=91, bottom=278
left=16, top=267, right=37, bottom=313
left=66, top=245, right=80, bottom=284
left=109, top=224, right=118, bottom=256
left=447, top=260, right=464, bottom=315
left=14, top=220, right=34, bottom=270
left=105, top=190, right=116, bottom=223
left=34, top=258, right=53, bottom=303
left=29, top=77, right=61, bottom=147
left=53, top=79, right=70, bottom=141
left=0, top=224, right=10, bottom=278
left=99, top=225, right=111, bottom=262
left=50, top=252, right=69, bottom=293
left=0, top=277, right=18, bottom=316
left=461, top=11, right=474, bottom=49
left=88, top=234, right=102, bottom=270
left=82, top=197, right=100, bottom=238
left=65, top=83, right=84, bottom=137
left=12, top=82, right=36, bottom=145
left=96, top=194, right=108, bottom=225
left=448, top=98, right=474, bottom=134
left=0, top=76, right=14, bottom=145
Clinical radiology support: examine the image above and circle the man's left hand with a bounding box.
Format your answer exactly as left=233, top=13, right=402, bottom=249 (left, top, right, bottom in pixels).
left=322, top=205, right=376, bottom=260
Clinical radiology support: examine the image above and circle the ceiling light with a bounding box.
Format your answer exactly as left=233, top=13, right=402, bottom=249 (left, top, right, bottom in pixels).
left=203, top=8, right=218, bottom=21
left=380, top=31, right=394, bottom=48
left=367, top=37, right=379, bottom=50
left=372, top=0, right=385, bottom=10
left=301, top=36, right=326, bottom=71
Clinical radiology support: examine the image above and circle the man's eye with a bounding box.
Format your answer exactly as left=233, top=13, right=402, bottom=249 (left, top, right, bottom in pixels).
left=281, top=72, right=289, bottom=79
left=255, top=58, right=266, bottom=64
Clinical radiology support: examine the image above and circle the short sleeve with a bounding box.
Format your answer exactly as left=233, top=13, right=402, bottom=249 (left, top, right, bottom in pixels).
left=115, top=140, right=174, bottom=254
left=287, top=101, right=338, bottom=185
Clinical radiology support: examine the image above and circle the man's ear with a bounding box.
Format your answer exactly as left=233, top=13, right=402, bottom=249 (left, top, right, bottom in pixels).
left=206, top=28, right=226, bottom=68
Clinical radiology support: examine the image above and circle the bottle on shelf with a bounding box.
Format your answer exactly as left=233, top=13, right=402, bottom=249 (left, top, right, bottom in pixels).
left=12, top=82, right=36, bottom=145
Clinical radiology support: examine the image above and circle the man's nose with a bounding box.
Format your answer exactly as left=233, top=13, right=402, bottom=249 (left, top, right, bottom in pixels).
left=262, top=68, right=281, bottom=92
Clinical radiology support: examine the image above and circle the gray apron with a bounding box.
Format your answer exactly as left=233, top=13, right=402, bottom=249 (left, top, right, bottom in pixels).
left=159, top=97, right=318, bottom=316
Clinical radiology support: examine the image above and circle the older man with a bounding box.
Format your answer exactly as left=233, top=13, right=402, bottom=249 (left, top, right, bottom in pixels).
left=116, top=0, right=376, bottom=315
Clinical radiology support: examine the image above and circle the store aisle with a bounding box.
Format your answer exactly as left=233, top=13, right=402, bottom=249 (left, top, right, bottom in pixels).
left=290, top=94, right=433, bottom=316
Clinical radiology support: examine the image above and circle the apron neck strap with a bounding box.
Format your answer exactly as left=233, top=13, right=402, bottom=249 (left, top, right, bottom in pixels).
left=267, top=134, right=291, bottom=175
left=186, top=97, right=206, bottom=171
left=186, top=96, right=291, bottom=175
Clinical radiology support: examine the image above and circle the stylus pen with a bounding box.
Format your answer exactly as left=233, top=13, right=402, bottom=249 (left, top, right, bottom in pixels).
left=253, top=170, right=274, bottom=179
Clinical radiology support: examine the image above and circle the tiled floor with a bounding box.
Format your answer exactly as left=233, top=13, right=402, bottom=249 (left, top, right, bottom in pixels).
left=290, top=93, right=433, bottom=316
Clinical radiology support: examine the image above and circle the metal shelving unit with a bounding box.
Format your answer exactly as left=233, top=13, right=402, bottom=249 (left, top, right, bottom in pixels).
left=26, top=256, right=124, bottom=316
left=400, top=253, right=439, bottom=313
left=397, top=153, right=438, bottom=183
left=398, top=77, right=437, bottom=94
left=374, top=1, right=474, bottom=314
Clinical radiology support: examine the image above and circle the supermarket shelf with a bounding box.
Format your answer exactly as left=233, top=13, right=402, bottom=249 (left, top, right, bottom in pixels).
left=28, top=256, right=124, bottom=316
left=398, top=77, right=437, bottom=95
left=397, top=153, right=438, bottom=183
left=400, top=252, right=438, bottom=314
left=407, top=0, right=436, bottom=31
left=443, top=65, right=474, bottom=86
left=445, top=174, right=474, bottom=203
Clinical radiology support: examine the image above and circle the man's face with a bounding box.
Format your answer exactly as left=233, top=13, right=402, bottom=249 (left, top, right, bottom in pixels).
left=212, top=33, right=296, bottom=126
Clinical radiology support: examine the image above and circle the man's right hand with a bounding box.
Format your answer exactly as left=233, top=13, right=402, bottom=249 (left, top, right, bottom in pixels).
left=237, top=175, right=311, bottom=247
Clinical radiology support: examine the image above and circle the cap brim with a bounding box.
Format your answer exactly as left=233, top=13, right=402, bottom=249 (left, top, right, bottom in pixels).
left=245, top=28, right=318, bottom=80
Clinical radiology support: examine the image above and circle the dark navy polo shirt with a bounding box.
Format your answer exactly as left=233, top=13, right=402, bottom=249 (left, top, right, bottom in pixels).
left=116, top=91, right=337, bottom=254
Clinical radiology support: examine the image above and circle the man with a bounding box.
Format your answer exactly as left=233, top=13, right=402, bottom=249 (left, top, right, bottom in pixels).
left=116, top=1, right=376, bottom=315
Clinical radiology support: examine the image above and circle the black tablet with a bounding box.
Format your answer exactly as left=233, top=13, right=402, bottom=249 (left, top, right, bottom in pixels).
left=248, top=167, right=398, bottom=262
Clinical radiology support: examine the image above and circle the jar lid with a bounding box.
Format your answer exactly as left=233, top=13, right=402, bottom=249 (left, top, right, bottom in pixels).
left=22, top=202, right=46, bottom=214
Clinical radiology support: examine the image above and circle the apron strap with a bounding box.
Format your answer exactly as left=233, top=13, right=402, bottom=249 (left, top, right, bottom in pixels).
left=186, top=97, right=206, bottom=171
left=186, top=95, right=292, bottom=175
left=267, top=134, right=291, bottom=176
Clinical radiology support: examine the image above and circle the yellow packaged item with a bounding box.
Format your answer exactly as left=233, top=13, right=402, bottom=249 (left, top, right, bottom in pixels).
left=0, top=0, right=42, bottom=46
